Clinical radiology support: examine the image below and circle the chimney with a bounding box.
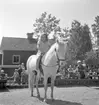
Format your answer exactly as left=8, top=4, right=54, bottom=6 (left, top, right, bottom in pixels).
left=27, top=32, right=34, bottom=39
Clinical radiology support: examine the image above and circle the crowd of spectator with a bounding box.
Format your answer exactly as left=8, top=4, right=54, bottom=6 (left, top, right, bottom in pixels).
left=0, top=63, right=28, bottom=86
left=60, top=60, right=99, bottom=80
left=10, top=63, right=28, bottom=86
left=1, top=60, right=99, bottom=87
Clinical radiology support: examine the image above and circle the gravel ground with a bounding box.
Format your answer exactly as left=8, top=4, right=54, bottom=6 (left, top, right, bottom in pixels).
left=0, top=86, right=99, bottom=105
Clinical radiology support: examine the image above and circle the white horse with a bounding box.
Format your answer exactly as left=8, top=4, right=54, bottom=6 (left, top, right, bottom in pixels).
left=26, top=38, right=68, bottom=102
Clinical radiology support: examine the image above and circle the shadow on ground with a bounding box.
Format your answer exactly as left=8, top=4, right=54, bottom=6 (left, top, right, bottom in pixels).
left=40, top=98, right=83, bottom=105
left=0, top=87, right=9, bottom=92
left=92, top=87, right=99, bottom=90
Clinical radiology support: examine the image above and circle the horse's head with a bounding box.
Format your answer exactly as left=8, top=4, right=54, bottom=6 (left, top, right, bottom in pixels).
left=55, top=36, right=70, bottom=69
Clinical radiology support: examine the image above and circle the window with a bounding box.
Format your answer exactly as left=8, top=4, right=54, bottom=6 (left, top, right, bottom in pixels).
left=12, top=55, right=20, bottom=64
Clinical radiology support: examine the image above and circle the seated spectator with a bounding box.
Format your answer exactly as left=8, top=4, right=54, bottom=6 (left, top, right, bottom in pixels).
left=21, top=63, right=25, bottom=70
left=21, top=68, right=28, bottom=85
left=17, top=63, right=25, bottom=80
left=92, top=71, right=97, bottom=79
left=17, top=65, right=22, bottom=76
left=88, top=70, right=93, bottom=79
left=67, top=65, right=73, bottom=79
left=11, top=69, right=20, bottom=85
left=5, top=73, right=8, bottom=79
left=17, top=64, right=23, bottom=85
left=0, top=70, right=6, bottom=79
left=68, top=65, right=73, bottom=72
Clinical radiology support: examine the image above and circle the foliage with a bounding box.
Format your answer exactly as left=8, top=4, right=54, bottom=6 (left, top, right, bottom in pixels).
left=92, top=15, right=99, bottom=45
left=66, top=20, right=92, bottom=60
left=30, top=12, right=93, bottom=63
left=33, top=12, right=61, bottom=37
left=85, top=50, right=99, bottom=67
left=55, top=78, right=99, bottom=86
left=92, top=15, right=99, bottom=37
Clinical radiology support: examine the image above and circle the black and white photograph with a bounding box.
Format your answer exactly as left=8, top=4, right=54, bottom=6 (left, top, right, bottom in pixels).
left=0, top=0, right=99, bottom=105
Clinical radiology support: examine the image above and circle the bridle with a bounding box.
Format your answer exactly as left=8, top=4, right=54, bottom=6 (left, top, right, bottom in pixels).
left=41, top=48, right=66, bottom=68
left=55, top=48, right=66, bottom=70
left=55, top=48, right=66, bottom=62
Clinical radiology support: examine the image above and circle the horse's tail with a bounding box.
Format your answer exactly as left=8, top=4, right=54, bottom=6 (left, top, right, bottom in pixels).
left=26, top=55, right=33, bottom=73
left=26, top=55, right=37, bottom=89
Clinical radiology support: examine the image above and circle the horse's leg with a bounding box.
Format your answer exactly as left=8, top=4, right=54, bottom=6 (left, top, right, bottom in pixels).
left=35, top=73, right=40, bottom=98
left=43, top=76, right=48, bottom=102
left=28, top=73, right=35, bottom=97
left=50, top=76, right=55, bottom=101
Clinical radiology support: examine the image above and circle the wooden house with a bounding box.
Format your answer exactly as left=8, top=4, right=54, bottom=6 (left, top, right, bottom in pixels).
left=0, top=33, right=37, bottom=76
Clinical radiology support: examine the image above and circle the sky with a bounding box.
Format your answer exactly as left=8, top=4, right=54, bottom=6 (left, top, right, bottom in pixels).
left=0, top=0, right=99, bottom=43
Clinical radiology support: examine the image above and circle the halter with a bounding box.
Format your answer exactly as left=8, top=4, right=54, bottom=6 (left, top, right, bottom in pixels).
left=55, top=48, right=66, bottom=62
left=55, top=48, right=66, bottom=70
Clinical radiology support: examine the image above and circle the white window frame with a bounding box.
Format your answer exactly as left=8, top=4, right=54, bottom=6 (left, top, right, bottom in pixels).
left=12, top=55, right=20, bottom=64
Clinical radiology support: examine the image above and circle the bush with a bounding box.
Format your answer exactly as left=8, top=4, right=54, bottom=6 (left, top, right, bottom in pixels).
left=85, top=50, right=99, bottom=67
left=55, top=79, right=99, bottom=86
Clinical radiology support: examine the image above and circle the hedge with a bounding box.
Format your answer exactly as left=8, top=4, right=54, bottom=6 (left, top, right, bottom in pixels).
left=55, top=79, right=99, bottom=86
left=5, top=79, right=99, bottom=89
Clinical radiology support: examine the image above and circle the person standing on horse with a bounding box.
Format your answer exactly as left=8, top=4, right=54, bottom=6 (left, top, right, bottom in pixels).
left=36, top=33, right=52, bottom=71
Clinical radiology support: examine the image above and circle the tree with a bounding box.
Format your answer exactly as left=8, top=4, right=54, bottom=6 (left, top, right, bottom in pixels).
left=33, top=12, right=61, bottom=38
left=85, top=50, right=99, bottom=67
left=67, top=20, right=92, bottom=60
left=92, top=15, right=99, bottom=46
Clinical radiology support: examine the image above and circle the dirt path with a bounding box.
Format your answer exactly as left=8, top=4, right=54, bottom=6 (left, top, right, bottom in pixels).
left=0, top=86, right=99, bottom=105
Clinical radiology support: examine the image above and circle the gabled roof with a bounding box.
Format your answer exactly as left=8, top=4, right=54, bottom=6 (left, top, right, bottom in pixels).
left=0, top=37, right=37, bottom=51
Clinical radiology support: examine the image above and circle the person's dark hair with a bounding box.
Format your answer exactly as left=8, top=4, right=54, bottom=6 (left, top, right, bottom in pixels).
left=43, top=34, right=48, bottom=41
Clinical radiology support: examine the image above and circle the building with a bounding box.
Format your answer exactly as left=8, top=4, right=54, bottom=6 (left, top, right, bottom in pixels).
left=0, top=33, right=37, bottom=76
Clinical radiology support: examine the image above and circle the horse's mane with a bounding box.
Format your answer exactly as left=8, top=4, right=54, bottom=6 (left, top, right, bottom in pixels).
left=44, top=40, right=65, bottom=60
left=43, top=42, right=58, bottom=65
left=42, top=40, right=66, bottom=66
left=47, top=43, right=58, bottom=58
